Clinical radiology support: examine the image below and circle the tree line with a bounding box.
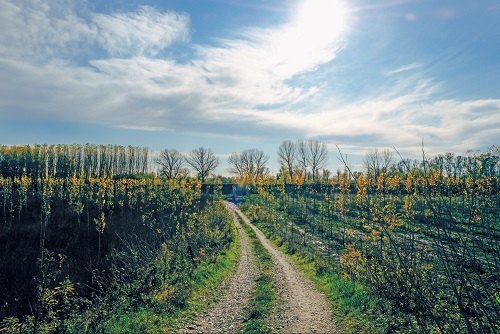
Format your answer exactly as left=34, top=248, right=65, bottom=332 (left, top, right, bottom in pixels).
left=2, top=142, right=498, bottom=186
left=158, top=139, right=329, bottom=184
left=0, top=144, right=149, bottom=179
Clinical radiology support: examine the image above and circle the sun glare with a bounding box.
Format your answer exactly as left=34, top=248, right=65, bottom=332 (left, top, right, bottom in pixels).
left=270, top=0, right=349, bottom=77
left=293, top=0, right=348, bottom=45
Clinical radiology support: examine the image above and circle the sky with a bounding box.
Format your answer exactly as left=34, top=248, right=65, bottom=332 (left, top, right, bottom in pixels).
left=0, top=0, right=499, bottom=174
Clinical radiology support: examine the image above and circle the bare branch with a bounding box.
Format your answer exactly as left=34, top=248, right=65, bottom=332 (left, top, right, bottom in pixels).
left=185, top=147, right=219, bottom=182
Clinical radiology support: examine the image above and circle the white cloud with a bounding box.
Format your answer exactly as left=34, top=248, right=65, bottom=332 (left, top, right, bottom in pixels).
left=0, top=1, right=189, bottom=60
left=435, top=9, right=459, bottom=21
left=92, top=6, right=190, bottom=57
left=195, top=0, right=349, bottom=106
left=118, top=124, right=171, bottom=132
left=0, top=0, right=348, bottom=116
left=0, top=0, right=97, bottom=60
left=404, top=12, right=418, bottom=22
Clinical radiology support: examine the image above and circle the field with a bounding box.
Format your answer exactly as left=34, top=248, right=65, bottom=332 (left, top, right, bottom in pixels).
left=0, top=144, right=498, bottom=334
left=241, top=166, right=499, bottom=333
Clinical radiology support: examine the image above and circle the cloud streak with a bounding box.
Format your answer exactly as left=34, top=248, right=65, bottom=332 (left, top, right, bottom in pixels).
left=385, top=62, right=423, bottom=76
left=93, top=6, right=190, bottom=57
left=0, top=1, right=189, bottom=60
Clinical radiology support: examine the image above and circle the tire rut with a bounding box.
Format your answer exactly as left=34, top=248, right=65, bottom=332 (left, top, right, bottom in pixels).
left=180, top=204, right=259, bottom=333
left=232, top=204, right=338, bottom=334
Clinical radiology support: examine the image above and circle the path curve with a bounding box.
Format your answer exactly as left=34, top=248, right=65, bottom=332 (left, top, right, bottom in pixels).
left=181, top=205, right=259, bottom=333
left=230, top=203, right=338, bottom=334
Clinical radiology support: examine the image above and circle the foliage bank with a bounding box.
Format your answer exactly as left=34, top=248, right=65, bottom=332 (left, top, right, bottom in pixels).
left=0, top=167, right=233, bottom=333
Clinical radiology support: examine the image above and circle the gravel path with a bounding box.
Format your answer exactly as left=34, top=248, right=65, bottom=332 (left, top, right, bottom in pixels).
left=232, top=204, right=338, bottom=334
left=180, top=205, right=259, bottom=333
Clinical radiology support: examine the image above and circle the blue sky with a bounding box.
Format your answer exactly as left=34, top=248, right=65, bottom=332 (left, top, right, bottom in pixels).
left=0, top=0, right=499, bottom=174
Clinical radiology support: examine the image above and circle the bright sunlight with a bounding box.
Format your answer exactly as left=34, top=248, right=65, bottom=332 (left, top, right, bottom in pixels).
left=270, top=0, right=349, bottom=77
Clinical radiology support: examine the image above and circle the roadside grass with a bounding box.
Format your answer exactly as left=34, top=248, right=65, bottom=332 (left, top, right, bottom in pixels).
left=284, top=251, right=388, bottom=334
left=240, top=208, right=389, bottom=334
left=97, top=220, right=241, bottom=334
left=239, top=218, right=276, bottom=334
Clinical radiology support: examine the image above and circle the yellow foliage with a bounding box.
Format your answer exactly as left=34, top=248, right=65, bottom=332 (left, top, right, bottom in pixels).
left=0, top=317, right=23, bottom=333
left=386, top=175, right=401, bottom=191
left=340, top=244, right=366, bottom=278
left=153, top=285, right=175, bottom=302
left=376, top=173, right=385, bottom=192
left=405, top=172, right=414, bottom=193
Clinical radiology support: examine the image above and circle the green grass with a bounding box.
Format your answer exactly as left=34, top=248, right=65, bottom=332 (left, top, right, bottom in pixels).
left=167, top=225, right=242, bottom=331
left=239, top=219, right=275, bottom=334
left=92, top=308, right=166, bottom=334
left=96, top=221, right=242, bottom=334
left=241, top=207, right=389, bottom=334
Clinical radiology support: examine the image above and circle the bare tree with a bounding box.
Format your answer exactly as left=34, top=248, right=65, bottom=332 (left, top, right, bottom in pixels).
left=381, top=148, right=394, bottom=174
left=185, top=147, right=219, bottom=182
left=296, top=140, right=309, bottom=179
left=228, top=152, right=244, bottom=178
left=364, top=148, right=394, bottom=181
left=364, top=148, right=381, bottom=182
left=277, top=140, right=296, bottom=182
left=253, top=149, right=270, bottom=179
left=156, top=149, right=185, bottom=179
left=240, top=150, right=256, bottom=178
left=228, top=149, right=269, bottom=182
left=307, top=140, right=328, bottom=181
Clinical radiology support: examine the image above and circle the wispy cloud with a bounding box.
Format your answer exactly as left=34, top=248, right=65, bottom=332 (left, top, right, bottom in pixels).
left=92, top=6, right=190, bottom=57
left=353, top=0, right=416, bottom=12
left=403, top=12, right=418, bottom=22
left=0, top=0, right=97, bottom=60
left=214, top=0, right=292, bottom=13
left=0, top=1, right=189, bottom=60
left=385, top=62, right=422, bottom=76
left=193, top=0, right=349, bottom=107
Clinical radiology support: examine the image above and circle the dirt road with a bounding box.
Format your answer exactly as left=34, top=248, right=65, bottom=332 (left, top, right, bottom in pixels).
left=231, top=204, right=337, bottom=334
left=182, top=203, right=337, bottom=333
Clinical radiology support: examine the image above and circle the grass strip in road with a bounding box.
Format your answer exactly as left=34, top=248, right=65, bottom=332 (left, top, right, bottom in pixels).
left=239, top=219, right=276, bottom=334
